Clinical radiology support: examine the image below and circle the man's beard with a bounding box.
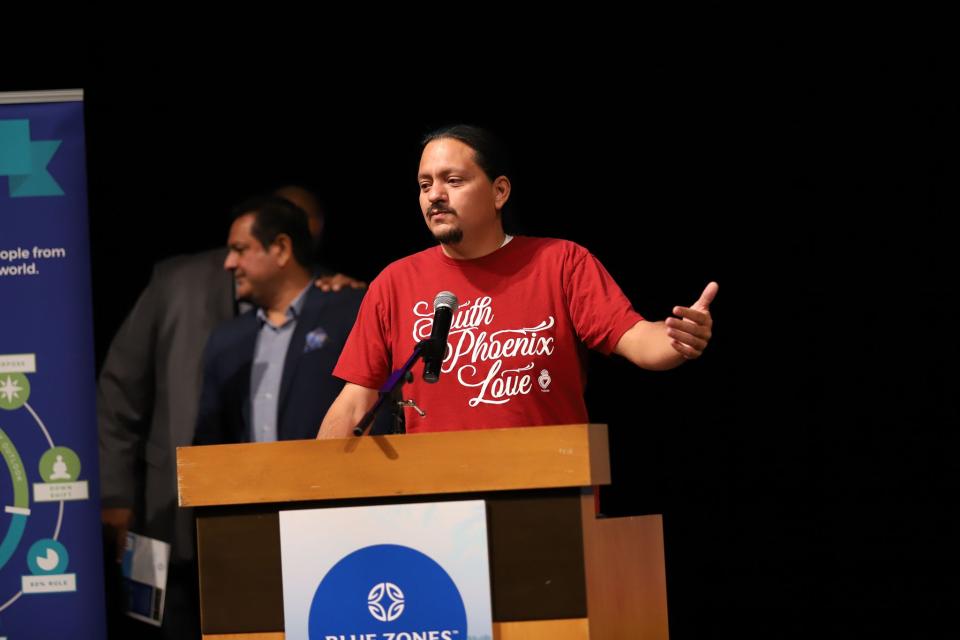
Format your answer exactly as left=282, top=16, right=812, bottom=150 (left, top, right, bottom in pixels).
left=428, top=205, right=463, bottom=245
left=433, top=226, right=464, bottom=245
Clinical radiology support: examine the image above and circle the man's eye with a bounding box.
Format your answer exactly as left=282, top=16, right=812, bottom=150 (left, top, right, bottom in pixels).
left=419, top=182, right=431, bottom=191
left=448, top=177, right=463, bottom=186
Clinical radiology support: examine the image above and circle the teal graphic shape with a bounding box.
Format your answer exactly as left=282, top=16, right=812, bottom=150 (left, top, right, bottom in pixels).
left=0, top=120, right=31, bottom=174
left=27, top=539, right=69, bottom=575
left=0, top=119, right=64, bottom=197
left=0, top=516, right=27, bottom=573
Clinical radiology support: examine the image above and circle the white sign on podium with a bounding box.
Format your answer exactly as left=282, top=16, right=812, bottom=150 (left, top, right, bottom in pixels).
left=280, top=500, right=493, bottom=640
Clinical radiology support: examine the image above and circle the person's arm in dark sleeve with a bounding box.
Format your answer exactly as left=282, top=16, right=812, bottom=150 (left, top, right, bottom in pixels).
left=97, top=269, right=160, bottom=559
left=192, top=333, right=225, bottom=446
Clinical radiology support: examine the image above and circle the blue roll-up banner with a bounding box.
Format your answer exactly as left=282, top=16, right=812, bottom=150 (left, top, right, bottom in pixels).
left=0, top=91, right=107, bottom=638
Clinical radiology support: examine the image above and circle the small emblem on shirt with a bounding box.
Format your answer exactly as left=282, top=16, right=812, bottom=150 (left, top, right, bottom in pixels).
left=538, top=369, right=552, bottom=392
left=304, top=327, right=329, bottom=353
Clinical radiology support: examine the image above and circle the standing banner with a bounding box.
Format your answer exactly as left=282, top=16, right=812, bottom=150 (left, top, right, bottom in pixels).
left=0, top=90, right=107, bottom=638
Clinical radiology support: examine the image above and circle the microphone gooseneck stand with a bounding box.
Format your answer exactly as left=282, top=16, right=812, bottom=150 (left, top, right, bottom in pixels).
left=351, top=340, right=439, bottom=437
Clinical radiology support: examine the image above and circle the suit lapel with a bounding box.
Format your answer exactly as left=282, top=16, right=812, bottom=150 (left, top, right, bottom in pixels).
left=237, top=313, right=259, bottom=441
left=278, top=287, right=326, bottom=424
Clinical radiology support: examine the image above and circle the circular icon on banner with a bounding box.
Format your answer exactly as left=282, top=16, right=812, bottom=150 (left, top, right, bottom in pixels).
left=39, top=446, right=81, bottom=483
left=27, top=539, right=69, bottom=575
left=0, top=373, right=30, bottom=410
left=308, top=544, right=466, bottom=640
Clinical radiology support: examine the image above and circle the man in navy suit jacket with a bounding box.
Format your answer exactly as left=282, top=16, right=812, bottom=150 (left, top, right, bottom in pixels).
left=194, top=195, right=387, bottom=445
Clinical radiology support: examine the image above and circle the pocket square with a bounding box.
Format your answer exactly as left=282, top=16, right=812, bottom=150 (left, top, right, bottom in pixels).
left=304, top=327, right=329, bottom=353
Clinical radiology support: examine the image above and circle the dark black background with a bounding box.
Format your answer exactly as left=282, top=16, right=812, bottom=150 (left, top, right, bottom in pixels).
left=6, top=31, right=956, bottom=637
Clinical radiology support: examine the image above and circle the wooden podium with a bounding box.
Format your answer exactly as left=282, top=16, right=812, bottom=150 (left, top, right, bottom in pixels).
left=177, top=424, right=669, bottom=639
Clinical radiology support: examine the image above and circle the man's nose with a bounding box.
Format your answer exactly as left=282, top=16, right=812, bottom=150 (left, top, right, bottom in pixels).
left=224, top=252, right=237, bottom=270
left=427, top=183, right=447, bottom=203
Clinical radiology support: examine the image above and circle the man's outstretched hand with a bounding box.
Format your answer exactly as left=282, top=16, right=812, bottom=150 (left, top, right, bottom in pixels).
left=665, top=281, right=718, bottom=360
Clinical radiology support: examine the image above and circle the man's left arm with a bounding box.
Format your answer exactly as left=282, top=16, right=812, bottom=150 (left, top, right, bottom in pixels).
left=614, top=282, right=718, bottom=370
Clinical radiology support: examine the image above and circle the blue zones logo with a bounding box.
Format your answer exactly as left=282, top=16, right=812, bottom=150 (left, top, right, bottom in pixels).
left=309, top=544, right=466, bottom=640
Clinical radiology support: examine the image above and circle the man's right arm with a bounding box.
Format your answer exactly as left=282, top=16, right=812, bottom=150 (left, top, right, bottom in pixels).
left=317, top=383, right=379, bottom=439
left=98, top=271, right=160, bottom=560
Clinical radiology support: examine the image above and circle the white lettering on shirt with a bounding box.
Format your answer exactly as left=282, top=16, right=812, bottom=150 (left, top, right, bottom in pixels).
left=411, top=296, right=554, bottom=407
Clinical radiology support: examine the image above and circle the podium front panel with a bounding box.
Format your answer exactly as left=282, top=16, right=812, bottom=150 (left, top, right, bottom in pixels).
left=196, top=490, right=587, bottom=635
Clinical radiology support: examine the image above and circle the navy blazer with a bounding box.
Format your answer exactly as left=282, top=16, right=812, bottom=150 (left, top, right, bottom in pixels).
left=193, top=286, right=387, bottom=444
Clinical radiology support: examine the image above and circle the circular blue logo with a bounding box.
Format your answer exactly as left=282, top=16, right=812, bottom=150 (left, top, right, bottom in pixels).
left=308, top=544, right=466, bottom=639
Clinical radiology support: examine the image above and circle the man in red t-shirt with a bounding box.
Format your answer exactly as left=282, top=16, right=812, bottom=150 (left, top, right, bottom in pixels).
left=318, top=125, right=718, bottom=437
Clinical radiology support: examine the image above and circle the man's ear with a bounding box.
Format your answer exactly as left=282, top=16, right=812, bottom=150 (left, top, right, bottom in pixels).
left=493, top=175, right=511, bottom=210
left=272, top=233, right=293, bottom=267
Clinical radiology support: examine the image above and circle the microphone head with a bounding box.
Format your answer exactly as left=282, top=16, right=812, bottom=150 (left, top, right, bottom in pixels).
left=433, top=291, right=458, bottom=313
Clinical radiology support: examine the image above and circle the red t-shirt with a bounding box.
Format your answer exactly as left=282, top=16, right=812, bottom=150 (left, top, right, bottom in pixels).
left=333, top=236, right=643, bottom=432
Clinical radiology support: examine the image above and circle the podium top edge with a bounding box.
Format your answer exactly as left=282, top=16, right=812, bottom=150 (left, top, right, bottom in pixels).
left=177, top=423, right=610, bottom=507
left=177, top=423, right=606, bottom=454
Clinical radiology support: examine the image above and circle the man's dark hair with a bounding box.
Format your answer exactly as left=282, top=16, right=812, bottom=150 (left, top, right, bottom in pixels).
left=230, top=195, right=312, bottom=267
left=421, top=124, right=512, bottom=182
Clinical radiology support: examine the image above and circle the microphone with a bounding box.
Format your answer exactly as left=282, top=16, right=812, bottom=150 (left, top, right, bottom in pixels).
left=422, top=291, right=458, bottom=383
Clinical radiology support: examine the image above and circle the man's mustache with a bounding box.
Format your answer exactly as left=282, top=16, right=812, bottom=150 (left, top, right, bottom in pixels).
left=428, top=205, right=457, bottom=216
